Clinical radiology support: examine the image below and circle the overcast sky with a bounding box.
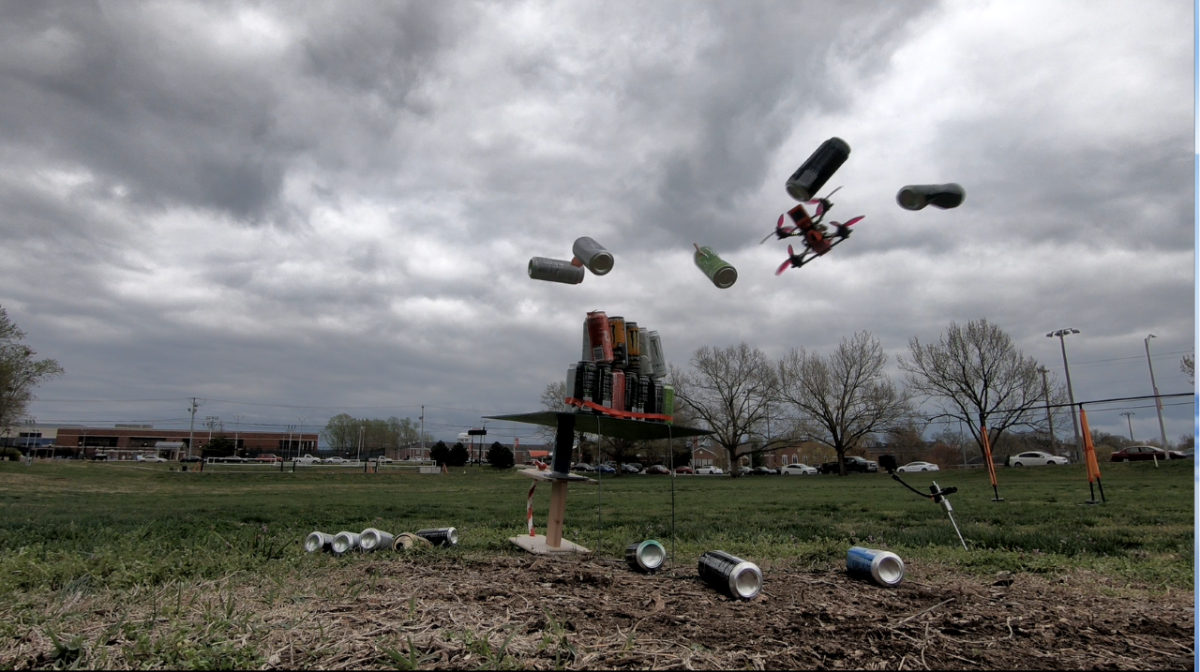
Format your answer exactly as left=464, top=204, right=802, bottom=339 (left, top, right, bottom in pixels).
left=2, top=1, right=1193, bottom=447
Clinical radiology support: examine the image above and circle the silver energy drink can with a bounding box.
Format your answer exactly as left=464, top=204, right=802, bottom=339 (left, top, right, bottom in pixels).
left=305, top=531, right=335, bottom=553
left=647, top=330, right=667, bottom=378
left=786, top=137, right=851, bottom=201
left=846, top=546, right=904, bottom=587
left=581, top=321, right=591, bottom=361
left=571, top=236, right=614, bottom=275
left=638, top=329, right=653, bottom=376
left=359, top=528, right=394, bottom=552
left=566, top=363, right=578, bottom=402
left=626, top=540, right=666, bottom=573
left=331, top=531, right=361, bottom=554
left=698, top=550, right=763, bottom=600
left=896, top=183, right=965, bottom=210
left=529, top=257, right=585, bottom=284
left=693, top=246, right=738, bottom=289
left=416, top=528, right=459, bottom=547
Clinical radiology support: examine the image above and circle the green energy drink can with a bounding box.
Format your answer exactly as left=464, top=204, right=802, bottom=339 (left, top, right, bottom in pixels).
left=662, top=384, right=675, bottom=423
left=693, top=246, right=737, bottom=289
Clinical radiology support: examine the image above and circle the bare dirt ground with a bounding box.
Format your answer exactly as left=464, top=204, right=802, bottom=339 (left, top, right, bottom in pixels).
left=4, top=554, right=1193, bottom=670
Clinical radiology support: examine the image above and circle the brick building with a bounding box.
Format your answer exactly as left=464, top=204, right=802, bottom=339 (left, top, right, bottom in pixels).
left=52, top=427, right=318, bottom=459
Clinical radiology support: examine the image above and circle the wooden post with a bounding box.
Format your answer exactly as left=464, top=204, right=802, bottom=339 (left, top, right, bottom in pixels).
left=546, top=480, right=569, bottom=547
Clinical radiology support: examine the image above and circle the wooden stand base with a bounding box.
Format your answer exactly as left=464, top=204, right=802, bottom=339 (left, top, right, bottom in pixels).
left=509, top=534, right=590, bottom=555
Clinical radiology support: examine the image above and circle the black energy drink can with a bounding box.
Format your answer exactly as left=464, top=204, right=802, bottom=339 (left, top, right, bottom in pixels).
left=637, top=375, right=651, bottom=415
left=698, top=550, right=763, bottom=600
left=896, top=183, right=965, bottom=210
left=626, top=540, right=666, bottom=573
left=625, top=372, right=639, bottom=414
left=598, top=365, right=613, bottom=408
left=643, top=376, right=658, bottom=416
left=415, top=528, right=459, bottom=547
left=579, top=362, right=597, bottom=408
left=626, top=321, right=641, bottom=359
left=609, top=316, right=629, bottom=367
left=786, top=137, right=851, bottom=202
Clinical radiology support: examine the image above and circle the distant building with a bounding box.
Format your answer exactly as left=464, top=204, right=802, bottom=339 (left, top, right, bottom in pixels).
left=50, top=426, right=318, bottom=459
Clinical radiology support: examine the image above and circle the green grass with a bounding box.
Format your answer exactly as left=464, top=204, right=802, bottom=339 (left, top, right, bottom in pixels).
left=0, top=459, right=1192, bottom=596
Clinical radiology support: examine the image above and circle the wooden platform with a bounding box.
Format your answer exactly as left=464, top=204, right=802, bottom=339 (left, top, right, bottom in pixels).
left=509, top=534, right=590, bottom=555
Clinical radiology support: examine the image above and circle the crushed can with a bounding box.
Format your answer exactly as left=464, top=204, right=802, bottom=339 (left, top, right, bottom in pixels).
left=846, top=546, right=904, bottom=587
left=528, top=257, right=585, bottom=284
left=698, top=550, right=762, bottom=600
left=785, top=137, right=851, bottom=201
left=626, top=540, right=666, bottom=573
left=392, top=532, right=433, bottom=550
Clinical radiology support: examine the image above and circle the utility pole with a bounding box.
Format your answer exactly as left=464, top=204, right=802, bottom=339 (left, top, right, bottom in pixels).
left=1144, top=334, right=1170, bottom=455
left=233, top=415, right=244, bottom=456
left=420, top=405, right=425, bottom=460
left=1038, top=366, right=1057, bottom=456
left=187, top=398, right=202, bottom=459
left=297, top=416, right=307, bottom=460
left=1047, top=329, right=1082, bottom=462
left=1120, top=412, right=1136, bottom=442
left=357, top=425, right=365, bottom=463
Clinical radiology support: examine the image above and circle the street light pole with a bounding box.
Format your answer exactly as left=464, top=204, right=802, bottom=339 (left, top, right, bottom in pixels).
left=420, top=405, right=425, bottom=460
left=1120, top=412, right=1135, bottom=442
left=297, top=416, right=306, bottom=460
left=233, top=414, right=244, bottom=456
left=1143, top=334, right=1170, bottom=455
left=1047, top=328, right=1082, bottom=462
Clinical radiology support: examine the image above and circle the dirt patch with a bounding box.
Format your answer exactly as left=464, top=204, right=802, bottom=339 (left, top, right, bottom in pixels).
left=3, top=555, right=1193, bottom=670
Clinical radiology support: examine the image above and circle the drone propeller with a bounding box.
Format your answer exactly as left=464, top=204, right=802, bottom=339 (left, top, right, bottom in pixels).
left=761, top=213, right=797, bottom=244
left=775, top=245, right=797, bottom=275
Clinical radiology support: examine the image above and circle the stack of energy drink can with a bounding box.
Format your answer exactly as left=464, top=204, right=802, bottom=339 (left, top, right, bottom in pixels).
left=566, top=311, right=675, bottom=422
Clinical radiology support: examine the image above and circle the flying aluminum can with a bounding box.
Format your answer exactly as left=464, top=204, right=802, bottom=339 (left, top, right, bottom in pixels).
left=896, top=183, right=965, bottom=210
left=572, top=237, right=614, bottom=275
left=529, top=257, right=584, bottom=284
left=698, top=550, right=763, bottom=600
left=786, top=137, right=851, bottom=201
left=693, top=246, right=737, bottom=289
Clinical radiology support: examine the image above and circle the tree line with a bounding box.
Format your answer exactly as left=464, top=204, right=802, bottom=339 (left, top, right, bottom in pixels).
left=320, top=414, right=433, bottom=456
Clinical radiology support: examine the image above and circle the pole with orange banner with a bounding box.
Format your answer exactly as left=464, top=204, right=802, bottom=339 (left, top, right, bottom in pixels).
left=979, top=419, right=1004, bottom=502
left=1078, top=407, right=1106, bottom=504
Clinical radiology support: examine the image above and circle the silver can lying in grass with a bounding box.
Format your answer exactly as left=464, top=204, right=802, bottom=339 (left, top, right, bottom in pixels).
left=846, top=546, right=904, bottom=586
left=331, top=531, right=361, bottom=555
left=697, top=550, right=762, bottom=600
left=626, top=540, right=666, bottom=573
left=359, top=528, right=395, bottom=552
left=305, top=531, right=335, bottom=553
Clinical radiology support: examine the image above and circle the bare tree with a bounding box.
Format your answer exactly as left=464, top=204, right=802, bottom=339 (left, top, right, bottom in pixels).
left=672, top=343, right=787, bottom=477
left=0, top=306, right=63, bottom=438
left=778, top=331, right=913, bottom=476
left=536, top=381, right=570, bottom=445
left=1181, top=354, right=1193, bottom=385
left=899, top=319, right=1063, bottom=458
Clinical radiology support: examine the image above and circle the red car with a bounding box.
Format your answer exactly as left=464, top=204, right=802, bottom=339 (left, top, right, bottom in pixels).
left=1110, top=446, right=1186, bottom=462
left=673, top=466, right=694, bottom=475
left=645, top=465, right=670, bottom=474
left=254, top=454, right=281, bottom=463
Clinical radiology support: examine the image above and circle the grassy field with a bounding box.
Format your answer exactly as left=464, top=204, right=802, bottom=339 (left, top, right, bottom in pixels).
left=0, top=458, right=1192, bottom=595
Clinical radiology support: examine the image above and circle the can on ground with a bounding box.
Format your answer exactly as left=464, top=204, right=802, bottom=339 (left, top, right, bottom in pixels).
left=609, top=316, right=629, bottom=367
left=572, top=237, right=614, bottom=275
left=305, top=531, right=335, bottom=553
left=359, top=528, right=395, bottom=552
left=416, top=528, right=459, bottom=547
left=331, top=531, right=361, bottom=555
left=785, top=137, right=851, bottom=201
left=626, top=540, right=667, bottom=573
left=647, top=330, right=667, bottom=378
left=846, top=546, right=904, bottom=587
left=586, top=312, right=614, bottom=364
left=697, top=550, right=763, bottom=600
left=896, top=183, right=965, bottom=210
left=529, top=257, right=585, bottom=284
left=392, top=532, right=433, bottom=550
left=693, top=246, right=738, bottom=289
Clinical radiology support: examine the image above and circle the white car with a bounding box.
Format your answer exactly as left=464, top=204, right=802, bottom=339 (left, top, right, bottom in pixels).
left=780, top=463, right=817, bottom=475
left=323, top=456, right=348, bottom=464
left=376, top=457, right=394, bottom=464
left=696, top=466, right=724, bottom=475
left=136, top=455, right=167, bottom=463
left=896, top=461, right=940, bottom=473
left=1009, top=451, right=1068, bottom=467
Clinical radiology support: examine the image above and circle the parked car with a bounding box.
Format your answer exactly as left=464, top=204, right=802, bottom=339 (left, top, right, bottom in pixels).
left=597, top=464, right=616, bottom=474
left=1109, top=446, right=1186, bottom=462
left=819, top=456, right=874, bottom=474
left=1008, top=451, right=1069, bottom=467
left=295, top=454, right=320, bottom=464
left=136, top=455, right=167, bottom=463
left=780, top=463, right=817, bottom=476
left=674, top=466, right=694, bottom=475
left=179, top=456, right=202, bottom=463
left=751, top=466, right=778, bottom=475
left=254, top=454, right=280, bottom=463
left=573, top=462, right=594, bottom=472
left=376, top=456, right=394, bottom=464
left=896, top=461, right=940, bottom=473
left=621, top=463, right=642, bottom=474
left=696, top=465, right=724, bottom=475
left=737, top=466, right=752, bottom=476
left=324, top=456, right=348, bottom=465
left=645, top=465, right=670, bottom=474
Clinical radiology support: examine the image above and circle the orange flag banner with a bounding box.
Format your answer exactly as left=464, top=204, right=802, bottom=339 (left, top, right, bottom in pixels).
left=1079, top=408, right=1102, bottom=482
left=980, top=425, right=999, bottom=488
